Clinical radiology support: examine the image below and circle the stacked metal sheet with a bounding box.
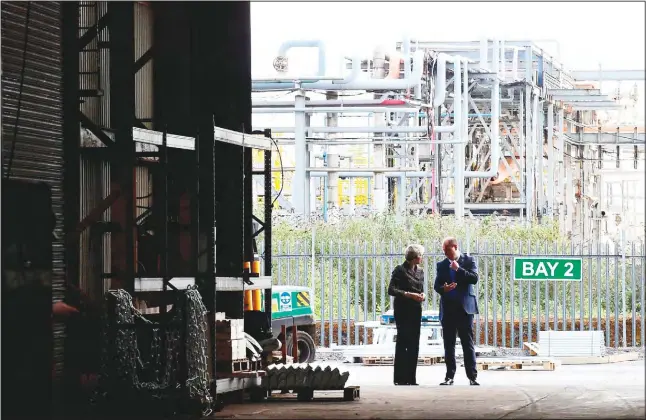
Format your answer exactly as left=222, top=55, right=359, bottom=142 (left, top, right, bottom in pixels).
left=262, top=363, right=350, bottom=390
left=538, top=331, right=604, bottom=357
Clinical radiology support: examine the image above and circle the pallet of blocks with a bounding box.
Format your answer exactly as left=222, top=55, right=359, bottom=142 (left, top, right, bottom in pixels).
left=256, top=363, right=359, bottom=402
left=211, top=315, right=250, bottom=373
left=471, top=356, right=560, bottom=371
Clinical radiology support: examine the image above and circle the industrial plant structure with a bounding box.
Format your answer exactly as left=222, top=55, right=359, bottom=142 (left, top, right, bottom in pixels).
left=252, top=39, right=646, bottom=242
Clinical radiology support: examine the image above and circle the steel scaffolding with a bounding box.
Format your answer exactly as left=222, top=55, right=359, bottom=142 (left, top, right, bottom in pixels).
left=251, top=37, right=645, bottom=241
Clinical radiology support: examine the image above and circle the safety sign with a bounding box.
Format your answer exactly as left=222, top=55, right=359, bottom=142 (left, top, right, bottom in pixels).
left=279, top=291, right=292, bottom=312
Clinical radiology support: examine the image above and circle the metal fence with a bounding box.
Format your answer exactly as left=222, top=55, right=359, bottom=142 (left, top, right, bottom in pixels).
left=259, top=239, right=646, bottom=349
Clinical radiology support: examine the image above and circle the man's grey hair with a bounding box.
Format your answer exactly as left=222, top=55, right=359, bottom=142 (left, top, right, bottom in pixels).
left=405, top=244, right=425, bottom=261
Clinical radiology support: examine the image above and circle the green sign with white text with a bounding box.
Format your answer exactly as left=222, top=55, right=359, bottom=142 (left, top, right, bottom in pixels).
left=513, top=257, right=582, bottom=281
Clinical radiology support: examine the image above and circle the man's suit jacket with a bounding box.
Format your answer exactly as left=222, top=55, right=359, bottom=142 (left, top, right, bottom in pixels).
left=433, top=254, right=479, bottom=321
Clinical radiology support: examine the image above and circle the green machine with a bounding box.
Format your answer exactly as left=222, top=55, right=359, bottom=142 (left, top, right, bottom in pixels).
left=270, top=285, right=317, bottom=363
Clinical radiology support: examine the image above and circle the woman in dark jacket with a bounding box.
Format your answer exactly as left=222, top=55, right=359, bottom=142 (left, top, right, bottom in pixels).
left=387, top=244, right=426, bottom=386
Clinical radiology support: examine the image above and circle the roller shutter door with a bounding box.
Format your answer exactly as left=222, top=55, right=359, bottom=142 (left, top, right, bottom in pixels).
left=1, top=1, right=66, bottom=379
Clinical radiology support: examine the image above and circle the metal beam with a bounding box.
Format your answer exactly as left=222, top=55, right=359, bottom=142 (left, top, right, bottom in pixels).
left=547, top=89, right=601, bottom=96
left=552, top=95, right=612, bottom=102
left=252, top=99, right=402, bottom=108
left=134, top=46, right=153, bottom=74
left=63, top=1, right=80, bottom=289
left=108, top=2, right=136, bottom=293
left=79, top=12, right=109, bottom=51
left=72, top=186, right=122, bottom=238
left=565, top=132, right=645, bottom=145
left=570, top=70, right=645, bottom=81
left=78, top=111, right=115, bottom=147
left=570, top=104, right=623, bottom=110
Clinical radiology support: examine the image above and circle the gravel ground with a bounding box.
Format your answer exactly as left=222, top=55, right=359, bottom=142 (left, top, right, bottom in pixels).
left=314, top=345, right=646, bottom=362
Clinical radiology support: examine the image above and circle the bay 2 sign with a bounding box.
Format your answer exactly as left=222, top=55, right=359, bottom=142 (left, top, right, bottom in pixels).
left=513, top=257, right=583, bottom=281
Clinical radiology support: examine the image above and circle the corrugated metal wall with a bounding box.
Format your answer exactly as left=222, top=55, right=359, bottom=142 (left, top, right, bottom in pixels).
left=78, top=2, right=100, bottom=123
left=97, top=1, right=110, bottom=128
left=1, top=1, right=66, bottom=374
left=135, top=2, right=153, bottom=126
left=78, top=2, right=154, bottom=298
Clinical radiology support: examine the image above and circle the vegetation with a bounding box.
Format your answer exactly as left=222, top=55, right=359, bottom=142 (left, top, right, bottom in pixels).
left=259, top=214, right=643, bottom=347
left=270, top=214, right=562, bottom=247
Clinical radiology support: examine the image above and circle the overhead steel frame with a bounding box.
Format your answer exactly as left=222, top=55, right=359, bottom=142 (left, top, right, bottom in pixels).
left=70, top=1, right=273, bottom=407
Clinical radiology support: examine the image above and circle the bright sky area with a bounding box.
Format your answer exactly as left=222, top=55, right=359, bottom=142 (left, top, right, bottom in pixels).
left=251, top=1, right=645, bottom=74
left=251, top=2, right=645, bottom=123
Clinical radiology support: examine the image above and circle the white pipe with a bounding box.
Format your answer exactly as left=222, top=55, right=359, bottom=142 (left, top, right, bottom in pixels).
left=274, top=139, right=465, bottom=146
left=403, top=37, right=412, bottom=80
left=277, top=39, right=327, bottom=77
left=453, top=58, right=463, bottom=218
left=293, top=92, right=308, bottom=215
left=457, top=55, right=469, bottom=219
left=557, top=107, right=565, bottom=228
left=253, top=99, right=391, bottom=108
left=309, top=167, right=419, bottom=173
left=252, top=55, right=361, bottom=91
left=253, top=76, right=344, bottom=82
left=257, top=126, right=440, bottom=134
left=499, top=40, right=505, bottom=78
left=433, top=54, right=448, bottom=107
left=463, top=57, right=469, bottom=141
left=463, top=40, right=500, bottom=178
left=309, top=171, right=434, bottom=178
left=532, top=88, right=540, bottom=218
left=479, top=38, right=488, bottom=70
left=252, top=107, right=420, bottom=114
left=253, top=51, right=424, bottom=91
left=547, top=102, right=555, bottom=216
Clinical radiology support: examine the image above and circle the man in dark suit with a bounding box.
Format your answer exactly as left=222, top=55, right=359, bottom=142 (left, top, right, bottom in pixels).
left=433, top=237, right=480, bottom=386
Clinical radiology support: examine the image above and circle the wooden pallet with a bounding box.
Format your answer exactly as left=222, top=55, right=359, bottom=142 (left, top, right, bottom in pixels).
left=361, top=356, right=443, bottom=366
left=523, top=342, right=540, bottom=356
left=475, top=357, right=558, bottom=371
left=264, top=386, right=360, bottom=402
left=216, top=358, right=250, bottom=373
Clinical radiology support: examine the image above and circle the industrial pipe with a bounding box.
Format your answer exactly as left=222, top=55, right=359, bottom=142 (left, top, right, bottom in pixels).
left=253, top=55, right=361, bottom=91
left=258, top=126, right=430, bottom=134
left=433, top=53, right=448, bottom=107
left=479, top=38, right=488, bottom=70
left=463, top=39, right=501, bottom=178
left=252, top=50, right=424, bottom=92
left=252, top=106, right=420, bottom=114
left=499, top=39, right=505, bottom=76
left=309, top=171, right=434, bottom=178
left=252, top=99, right=397, bottom=107
left=452, top=58, right=464, bottom=218
left=279, top=40, right=327, bottom=77
left=307, top=167, right=420, bottom=173
left=270, top=138, right=465, bottom=146
left=312, top=139, right=465, bottom=145
left=403, top=37, right=411, bottom=80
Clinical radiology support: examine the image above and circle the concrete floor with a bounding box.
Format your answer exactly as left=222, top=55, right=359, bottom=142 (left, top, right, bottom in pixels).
left=214, top=360, right=645, bottom=419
